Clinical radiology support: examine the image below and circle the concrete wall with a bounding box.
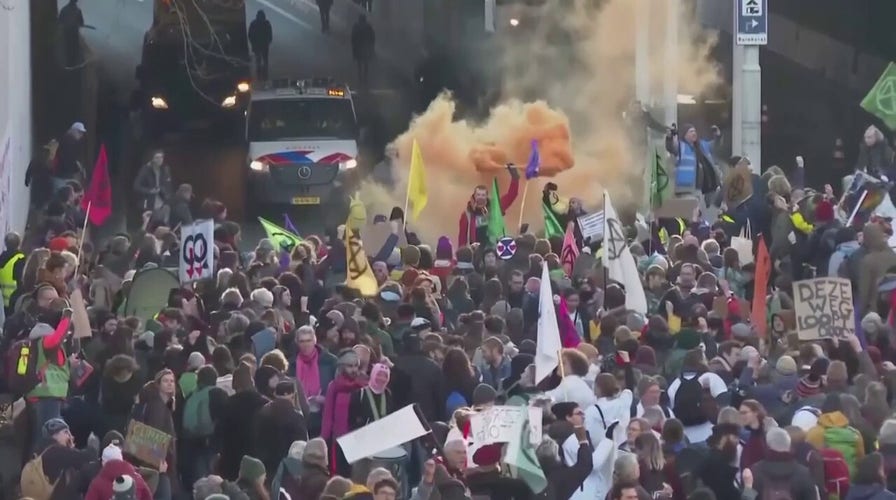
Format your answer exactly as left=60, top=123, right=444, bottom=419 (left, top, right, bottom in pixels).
left=0, top=2, right=33, bottom=236
left=697, top=0, right=888, bottom=93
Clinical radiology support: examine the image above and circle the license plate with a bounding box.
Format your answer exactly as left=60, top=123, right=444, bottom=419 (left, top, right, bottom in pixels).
left=292, top=197, right=321, bottom=205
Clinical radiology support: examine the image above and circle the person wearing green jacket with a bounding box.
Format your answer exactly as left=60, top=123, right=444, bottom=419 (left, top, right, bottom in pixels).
left=361, top=302, right=395, bottom=357
left=27, top=310, right=75, bottom=453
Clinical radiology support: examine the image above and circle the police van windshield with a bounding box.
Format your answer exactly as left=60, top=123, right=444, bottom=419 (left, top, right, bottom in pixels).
left=247, top=98, right=357, bottom=142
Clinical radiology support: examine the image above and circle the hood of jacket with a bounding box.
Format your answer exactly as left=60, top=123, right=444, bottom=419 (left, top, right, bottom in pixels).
left=835, top=240, right=861, bottom=254
left=99, top=459, right=139, bottom=482
left=818, top=410, right=849, bottom=428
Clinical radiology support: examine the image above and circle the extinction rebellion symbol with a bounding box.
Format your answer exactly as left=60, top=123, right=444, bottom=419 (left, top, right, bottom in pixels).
left=182, top=233, right=209, bottom=279
left=496, top=237, right=517, bottom=260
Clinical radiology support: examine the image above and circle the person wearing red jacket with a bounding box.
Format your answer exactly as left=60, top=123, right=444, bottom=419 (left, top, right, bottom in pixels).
left=85, top=444, right=154, bottom=500
left=458, top=166, right=520, bottom=247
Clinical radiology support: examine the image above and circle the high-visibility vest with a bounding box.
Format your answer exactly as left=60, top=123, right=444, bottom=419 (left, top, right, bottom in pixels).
left=0, top=252, right=24, bottom=307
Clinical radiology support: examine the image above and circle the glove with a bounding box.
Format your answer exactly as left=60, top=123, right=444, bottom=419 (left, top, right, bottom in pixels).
left=507, top=164, right=520, bottom=180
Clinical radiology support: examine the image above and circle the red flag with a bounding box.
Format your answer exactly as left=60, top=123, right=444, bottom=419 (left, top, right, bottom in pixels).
left=560, top=222, right=579, bottom=277
left=82, top=145, right=112, bottom=226
left=751, top=235, right=771, bottom=338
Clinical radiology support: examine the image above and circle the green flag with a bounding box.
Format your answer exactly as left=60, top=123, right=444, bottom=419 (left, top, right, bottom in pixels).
left=487, top=178, right=507, bottom=245
left=502, top=404, right=547, bottom=494
left=861, top=62, right=896, bottom=131
left=258, top=217, right=302, bottom=253
left=651, top=148, right=671, bottom=209
left=542, top=202, right=563, bottom=239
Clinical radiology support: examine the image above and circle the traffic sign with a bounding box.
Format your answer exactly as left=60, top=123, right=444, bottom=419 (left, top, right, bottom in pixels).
left=735, top=0, right=768, bottom=45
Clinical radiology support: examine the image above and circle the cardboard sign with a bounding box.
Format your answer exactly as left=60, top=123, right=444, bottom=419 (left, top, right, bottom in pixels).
left=577, top=211, right=605, bottom=241
left=124, top=420, right=172, bottom=468
left=178, top=219, right=215, bottom=284
left=723, top=165, right=754, bottom=207
left=793, top=277, right=855, bottom=340
left=336, top=405, right=429, bottom=464
left=69, top=289, right=92, bottom=339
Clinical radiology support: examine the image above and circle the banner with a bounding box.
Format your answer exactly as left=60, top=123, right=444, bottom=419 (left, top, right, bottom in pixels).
left=577, top=211, right=604, bottom=240
left=124, top=420, right=172, bottom=468
left=337, top=404, right=429, bottom=464
left=179, top=219, right=215, bottom=284
left=794, top=277, right=855, bottom=340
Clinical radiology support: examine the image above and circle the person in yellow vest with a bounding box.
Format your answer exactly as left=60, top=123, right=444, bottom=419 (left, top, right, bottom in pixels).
left=0, top=232, right=25, bottom=316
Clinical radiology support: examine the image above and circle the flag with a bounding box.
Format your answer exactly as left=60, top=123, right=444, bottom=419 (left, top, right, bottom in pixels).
left=407, top=139, right=428, bottom=220
left=841, top=172, right=888, bottom=223
left=603, top=191, right=648, bottom=314
left=344, top=220, right=378, bottom=297
left=487, top=178, right=507, bottom=244
left=650, top=148, right=670, bottom=209
left=502, top=406, right=547, bottom=494
left=861, top=63, right=896, bottom=131
left=542, top=202, right=563, bottom=239
left=535, top=261, right=562, bottom=384
left=751, top=235, right=771, bottom=337
left=82, top=145, right=112, bottom=226
left=283, top=213, right=300, bottom=236
left=560, top=223, right=578, bottom=276
left=258, top=217, right=302, bottom=253
left=524, top=140, right=540, bottom=179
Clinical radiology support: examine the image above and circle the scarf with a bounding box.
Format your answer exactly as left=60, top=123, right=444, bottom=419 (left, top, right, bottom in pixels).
left=296, top=348, right=322, bottom=397
left=368, top=363, right=390, bottom=395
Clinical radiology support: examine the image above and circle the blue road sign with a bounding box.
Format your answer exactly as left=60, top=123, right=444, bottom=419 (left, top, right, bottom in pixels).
left=735, top=0, right=768, bottom=45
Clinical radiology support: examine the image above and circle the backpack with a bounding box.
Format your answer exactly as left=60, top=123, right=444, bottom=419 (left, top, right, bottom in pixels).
left=823, top=426, right=860, bottom=476
left=673, top=376, right=707, bottom=426
left=760, top=477, right=794, bottom=500
left=6, top=339, right=46, bottom=397
left=182, top=386, right=214, bottom=438
left=20, top=453, right=56, bottom=500
left=818, top=447, right=850, bottom=500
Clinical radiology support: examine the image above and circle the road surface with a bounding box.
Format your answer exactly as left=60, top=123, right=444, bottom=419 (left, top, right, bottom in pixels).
left=78, top=0, right=415, bottom=248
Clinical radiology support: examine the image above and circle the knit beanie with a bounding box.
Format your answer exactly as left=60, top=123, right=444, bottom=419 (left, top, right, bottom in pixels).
left=436, top=237, right=453, bottom=260
left=796, top=375, right=822, bottom=399
left=239, top=455, right=266, bottom=483
left=112, top=475, right=136, bottom=500
left=879, top=419, right=896, bottom=445
left=402, top=246, right=421, bottom=267
left=303, top=437, right=329, bottom=468
left=102, top=444, right=124, bottom=464
left=775, top=355, right=797, bottom=376
left=472, top=383, right=497, bottom=406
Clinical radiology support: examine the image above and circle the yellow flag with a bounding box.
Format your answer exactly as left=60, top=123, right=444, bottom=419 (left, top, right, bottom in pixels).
left=408, top=139, right=428, bottom=220
left=344, top=219, right=378, bottom=297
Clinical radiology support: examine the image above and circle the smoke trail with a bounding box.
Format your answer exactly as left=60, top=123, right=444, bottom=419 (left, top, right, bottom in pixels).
left=361, top=0, right=720, bottom=243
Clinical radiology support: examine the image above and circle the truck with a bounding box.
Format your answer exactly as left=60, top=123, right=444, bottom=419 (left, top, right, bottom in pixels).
left=136, top=0, right=251, bottom=136
left=245, top=78, right=362, bottom=224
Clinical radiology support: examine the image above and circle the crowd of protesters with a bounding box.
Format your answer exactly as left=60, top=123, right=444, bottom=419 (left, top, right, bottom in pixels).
left=2, top=121, right=896, bottom=500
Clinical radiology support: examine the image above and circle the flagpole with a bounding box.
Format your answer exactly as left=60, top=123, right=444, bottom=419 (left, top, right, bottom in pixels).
left=403, top=171, right=411, bottom=231
left=846, top=190, right=868, bottom=227
left=517, top=181, right=529, bottom=233
left=73, top=202, right=92, bottom=278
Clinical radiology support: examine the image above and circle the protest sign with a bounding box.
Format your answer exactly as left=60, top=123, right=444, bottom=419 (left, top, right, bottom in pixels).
left=124, top=420, right=172, bottom=468
left=337, top=405, right=429, bottom=464
left=467, top=406, right=542, bottom=466
left=793, top=277, right=855, bottom=340
left=577, top=211, right=604, bottom=241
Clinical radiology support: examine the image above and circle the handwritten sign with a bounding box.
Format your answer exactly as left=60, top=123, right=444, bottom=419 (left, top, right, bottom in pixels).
left=124, top=420, right=172, bottom=468
left=793, top=277, right=855, bottom=340
left=467, top=406, right=542, bottom=466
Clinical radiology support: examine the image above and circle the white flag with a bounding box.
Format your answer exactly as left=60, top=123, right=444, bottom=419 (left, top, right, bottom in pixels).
left=178, top=219, right=215, bottom=284
left=603, top=191, right=648, bottom=314
left=535, top=261, right=562, bottom=384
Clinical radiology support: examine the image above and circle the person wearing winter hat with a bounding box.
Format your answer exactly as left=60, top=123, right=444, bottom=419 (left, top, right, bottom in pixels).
left=472, top=383, right=498, bottom=408
left=85, top=445, right=154, bottom=500
left=270, top=440, right=307, bottom=500
left=237, top=455, right=267, bottom=498
left=430, top=236, right=456, bottom=289
left=806, top=394, right=865, bottom=474
left=349, top=362, right=393, bottom=430
left=775, top=355, right=798, bottom=377
left=296, top=438, right=330, bottom=500
left=749, top=428, right=818, bottom=500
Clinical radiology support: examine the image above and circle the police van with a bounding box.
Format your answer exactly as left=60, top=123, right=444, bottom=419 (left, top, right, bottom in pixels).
left=246, top=78, right=360, bottom=210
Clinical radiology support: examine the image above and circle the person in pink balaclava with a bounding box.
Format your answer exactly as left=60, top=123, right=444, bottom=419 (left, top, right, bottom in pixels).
left=348, top=362, right=395, bottom=430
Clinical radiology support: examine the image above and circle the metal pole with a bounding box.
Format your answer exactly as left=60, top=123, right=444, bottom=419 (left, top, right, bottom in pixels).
left=664, top=0, right=679, bottom=126
left=732, top=43, right=744, bottom=164
left=741, top=45, right=762, bottom=174
left=635, top=0, right=650, bottom=104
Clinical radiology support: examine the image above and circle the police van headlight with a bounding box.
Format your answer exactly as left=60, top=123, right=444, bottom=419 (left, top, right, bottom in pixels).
left=250, top=160, right=269, bottom=172
left=339, top=158, right=358, bottom=171
left=237, top=81, right=250, bottom=93
left=151, top=96, right=169, bottom=109
left=221, top=95, right=238, bottom=108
